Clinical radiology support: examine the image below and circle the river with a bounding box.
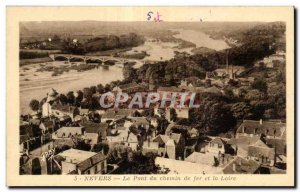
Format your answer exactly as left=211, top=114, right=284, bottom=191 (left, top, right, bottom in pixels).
left=20, top=29, right=228, bottom=114
left=172, top=29, right=230, bottom=51
left=20, top=62, right=123, bottom=114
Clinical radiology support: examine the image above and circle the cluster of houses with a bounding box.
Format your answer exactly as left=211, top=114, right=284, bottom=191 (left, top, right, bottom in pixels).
left=19, top=50, right=286, bottom=175
left=254, top=51, right=286, bottom=68
left=20, top=86, right=286, bottom=175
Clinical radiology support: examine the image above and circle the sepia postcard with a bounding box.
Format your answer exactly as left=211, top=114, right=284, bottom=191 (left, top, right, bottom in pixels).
left=6, top=6, right=295, bottom=187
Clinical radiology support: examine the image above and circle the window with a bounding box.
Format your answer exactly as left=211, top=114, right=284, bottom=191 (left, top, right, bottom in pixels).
left=86, top=170, right=90, bottom=174
left=218, top=144, right=222, bottom=148
left=95, top=165, right=98, bottom=173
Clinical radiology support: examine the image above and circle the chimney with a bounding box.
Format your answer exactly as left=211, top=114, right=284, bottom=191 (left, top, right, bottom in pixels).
left=232, top=163, right=236, bottom=172
left=260, top=119, right=263, bottom=125
left=226, top=51, right=229, bottom=75
left=230, top=63, right=233, bottom=79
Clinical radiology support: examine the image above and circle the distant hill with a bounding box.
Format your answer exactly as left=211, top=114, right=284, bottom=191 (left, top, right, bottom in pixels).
left=20, top=21, right=265, bottom=41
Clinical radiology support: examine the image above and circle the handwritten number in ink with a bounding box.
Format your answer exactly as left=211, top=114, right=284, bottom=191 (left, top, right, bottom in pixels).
left=147, top=11, right=162, bottom=22
left=147, top=12, right=153, bottom=21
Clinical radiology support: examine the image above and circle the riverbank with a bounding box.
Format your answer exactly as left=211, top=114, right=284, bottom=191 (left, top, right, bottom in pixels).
left=20, top=57, right=53, bottom=66
left=20, top=61, right=124, bottom=114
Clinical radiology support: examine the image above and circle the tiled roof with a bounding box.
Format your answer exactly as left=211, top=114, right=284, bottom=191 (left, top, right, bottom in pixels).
left=41, top=120, right=54, bottom=129
left=20, top=124, right=33, bottom=136
left=29, top=119, right=41, bottom=125
left=248, top=145, right=275, bottom=160
left=78, top=153, right=106, bottom=172
left=52, top=104, right=75, bottom=113
left=129, top=117, right=149, bottom=125
left=170, top=133, right=182, bottom=144
left=82, top=122, right=108, bottom=134
left=204, top=86, right=221, bottom=94
left=211, top=137, right=227, bottom=145
left=222, top=156, right=260, bottom=174
left=166, top=139, right=175, bottom=146
left=91, top=153, right=107, bottom=164
left=227, top=136, right=260, bottom=151
left=237, top=120, right=286, bottom=138
left=152, top=135, right=170, bottom=144
left=157, top=86, right=182, bottom=92
left=67, top=170, right=78, bottom=175
left=266, top=138, right=286, bottom=155
left=20, top=135, right=30, bottom=144
left=54, top=127, right=82, bottom=138
left=77, top=159, right=92, bottom=172
left=102, top=109, right=135, bottom=119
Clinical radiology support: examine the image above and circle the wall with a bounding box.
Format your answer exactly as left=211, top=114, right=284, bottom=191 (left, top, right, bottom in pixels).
left=61, top=161, right=77, bottom=174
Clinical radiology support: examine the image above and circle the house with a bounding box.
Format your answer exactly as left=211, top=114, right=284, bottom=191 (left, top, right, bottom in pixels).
left=57, top=149, right=107, bottom=175
left=154, top=106, right=165, bottom=117
left=248, top=139, right=275, bottom=166
left=166, top=107, right=189, bottom=120
left=142, top=137, right=160, bottom=154
left=150, top=117, right=158, bottom=129
left=42, top=102, right=52, bottom=117
left=204, top=86, right=222, bottom=94
left=39, top=119, right=55, bottom=133
left=101, top=109, right=136, bottom=123
left=211, top=79, right=225, bottom=88
left=106, top=127, right=129, bottom=145
left=52, top=126, right=83, bottom=139
left=227, top=136, right=261, bottom=158
left=228, top=119, right=286, bottom=166
left=152, top=133, right=185, bottom=160
left=179, top=76, right=201, bottom=88
left=182, top=86, right=205, bottom=93
left=157, top=86, right=183, bottom=100
left=155, top=157, right=223, bottom=174
left=207, top=137, right=227, bottom=154
left=165, top=123, right=198, bottom=138
left=113, top=82, right=147, bottom=94
left=129, top=117, right=150, bottom=128
left=185, top=151, right=234, bottom=167
left=82, top=122, right=108, bottom=146
left=222, top=156, right=261, bottom=174
left=51, top=104, right=79, bottom=121
left=236, top=119, right=286, bottom=139
left=124, top=132, right=139, bottom=151
left=80, top=108, right=90, bottom=116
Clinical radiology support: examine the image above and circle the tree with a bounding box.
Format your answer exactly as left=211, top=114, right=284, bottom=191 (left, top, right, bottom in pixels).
left=74, top=139, right=91, bottom=151
left=170, top=108, right=177, bottom=122
left=66, top=91, right=75, bottom=105
left=251, top=78, right=268, bottom=93
left=89, top=86, right=97, bottom=94
left=251, top=101, right=266, bottom=120
left=123, top=65, right=137, bottom=81
left=203, top=102, right=236, bottom=135
left=157, top=116, right=169, bottom=135
left=83, top=87, right=93, bottom=100
left=76, top=90, right=84, bottom=104
left=118, top=151, right=163, bottom=174
left=245, top=89, right=264, bottom=101
left=58, top=94, right=68, bottom=105
left=267, top=83, right=286, bottom=118
left=231, top=102, right=253, bottom=120
left=88, top=97, right=100, bottom=110
left=104, top=84, right=111, bottom=92
left=29, top=99, right=39, bottom=112
left=92, top=143, right=109, bottom=155
left=97, top=84, right=104, bottom=94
